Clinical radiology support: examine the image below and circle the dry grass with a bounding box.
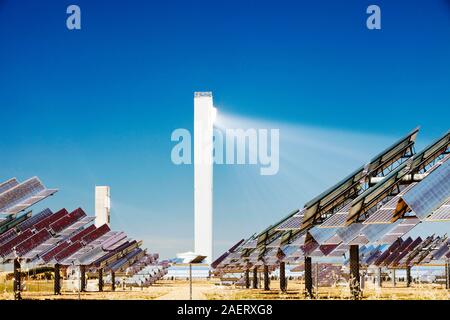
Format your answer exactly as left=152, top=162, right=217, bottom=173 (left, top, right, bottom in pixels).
left=0, top=279, right=169, bottom=300
left=0, top=277, right=448, bottom=300
left=0, top=287, right=170, bottom=300
left=204, top=279, right=450, bottom=300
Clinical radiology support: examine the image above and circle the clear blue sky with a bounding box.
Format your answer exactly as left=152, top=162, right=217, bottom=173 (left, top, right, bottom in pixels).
left=1, top=0, right=449, bottom=258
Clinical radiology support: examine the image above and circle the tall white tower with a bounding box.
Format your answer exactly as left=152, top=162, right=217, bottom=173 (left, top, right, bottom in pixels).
left=194, top=92, right=216, bottom=265
left=95, top=186, right=110, bottom=227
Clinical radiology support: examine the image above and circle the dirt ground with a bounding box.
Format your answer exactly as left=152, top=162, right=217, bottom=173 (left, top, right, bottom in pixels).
left=205, top=280, right=450, bottom=300
left=0, top=278, right=448, bottom=300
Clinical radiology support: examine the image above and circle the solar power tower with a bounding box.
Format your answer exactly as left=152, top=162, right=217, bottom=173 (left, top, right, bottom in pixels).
left=95, top=186, right=110, bottom=227
left=194, top=92, right=216, bottom=265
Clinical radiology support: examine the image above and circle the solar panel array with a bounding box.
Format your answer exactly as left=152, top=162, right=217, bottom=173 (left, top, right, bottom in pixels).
left=125, top=264, right=168, bottom=286
left=213, top=129, right=450, bottom=275
left=0, top=177, right=57, bottom=216
left=0, top=176, right=165, bottom=288
left=301, top=128, right=419, bottom=230
left=401, top=160, right=450, bottom=219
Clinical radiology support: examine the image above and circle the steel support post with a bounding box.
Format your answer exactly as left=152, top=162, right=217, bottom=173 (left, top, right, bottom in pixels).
left=245, top=268, right=250, bottom=289
left=111, top=271, right=116, bottom=291
left=304, top=256, right=313, bottom=298
left=80, top=265, right=86, bottom=292
left=263, top=265, right=270, bottom=291
left=98, top=268, right=104, bottom=292
left=406, top=266, right=411, bottom=287
left=349, top=245, right=361, bottom=300
left=13, top=258, right=22, bottom=300
left=392, top=269, right=396, bottom=287
left=54, top=263, right=61, bottom=295
left=377, top=267, right=382, bottom=288
left=279, top=261, right=286, bottom=292
left=445, top=262, right=450, bottom=290
left=252, top=267, right=258, bottom=289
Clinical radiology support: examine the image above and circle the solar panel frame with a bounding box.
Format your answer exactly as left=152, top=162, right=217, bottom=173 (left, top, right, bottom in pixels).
left=373, top=238, right=403, bottom=266
left=102, top=232, right=128, bottom=250
left=401, top=236, right=434, bottom=266
left=377, top=217, right=420, bottom=244
left=309, top=247, right=325, bottom=257
left=14, top=229, right=52, bottom=257
left=56, top=216, right=94, bottom=237
left=0, top=228, right=17, bottom=246
left=319, top=244, right=340, bottom=256
left=323, top=234, right=343, bottom=245
left=401, top=159, right=450, bottom=219
left=288, top=233, right=306, bottom=246
left=61, top=231, right=122, bottom=264
left=0, top=229, right=33, bottom=258
left=432, top=239, right=450, bottom=260
left=348, top=132, right=450, bottom=225
left=16, top=208, right=53, bottom=232
left=348, top=235, right=369, bottom=246
left=2, top=189, right=58, bottom=216
left=363, top=183, right=417, bottom=224
left=91, top=240, right=141, bottom=268
left=361, top=222, right=398, bottom=243
left=76, top=245, right=106, bottom=265
left=54, top=241, right=83, bottom=262
left=0, top=177, right=57, bottom=216
left=320, top=213, right=348, bottom=228
left=275, top=213, right=304, bottom=231
left=105, top=237, right=130, bottom=251
left=266, top=236, right=282, bottom=248
left=49, top=208, right=86, bottom=234
left=425, top=199, right=450, bottom=222
left=361, top=245, right=382, bottom=265
left=326, top=243, right=349, bottom=257
left=336, top=223, right=365, bottom=244
left=384, top=237, right=413, bottom=266
left=34, top=208, right=68, bottom=231
left=378, top=234, right=403, bottom=245
left=242, top=239, right=258, bottom=249
left=0, top=178, right=44, bottom=211
left=302, top=128, right=418, bottom=229
left=24, top=237, right=60, bottom=261
left=309, top=227, right=341, bottom=245
left=0, top=178, right=19, bottom=195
